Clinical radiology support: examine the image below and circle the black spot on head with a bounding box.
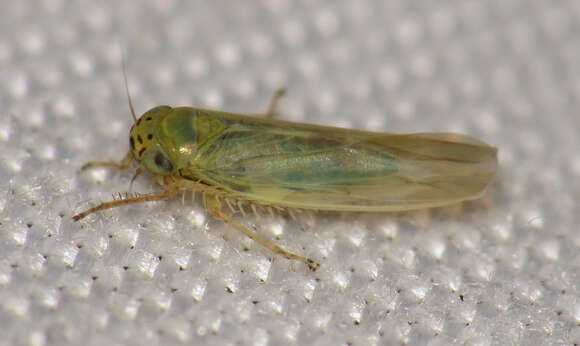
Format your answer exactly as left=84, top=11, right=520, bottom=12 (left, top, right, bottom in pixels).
left=146, top=117, right=152, bottom=121
left=137, top=135, right=143, bottom=144
left=147, top=134, right=153, bottom=140
left=130, top=136, right=135, bottom=150
left=138, top=147, right=146, bottom=157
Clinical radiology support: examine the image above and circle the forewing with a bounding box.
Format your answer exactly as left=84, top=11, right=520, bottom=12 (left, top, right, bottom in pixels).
left=191, top=117, right=498, bottom=211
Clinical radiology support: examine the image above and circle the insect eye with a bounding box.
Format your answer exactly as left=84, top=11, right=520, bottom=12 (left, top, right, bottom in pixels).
left=154, top=152, right=173, bottom=172
left=129, top=136, right=135, bottom=150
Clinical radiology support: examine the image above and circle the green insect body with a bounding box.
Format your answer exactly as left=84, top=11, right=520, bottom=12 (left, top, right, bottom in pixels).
left=74, top=90, right=498, bottom=271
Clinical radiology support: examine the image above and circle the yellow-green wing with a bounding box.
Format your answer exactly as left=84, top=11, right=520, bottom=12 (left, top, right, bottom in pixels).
left=188, top=113, right=498, bottom=211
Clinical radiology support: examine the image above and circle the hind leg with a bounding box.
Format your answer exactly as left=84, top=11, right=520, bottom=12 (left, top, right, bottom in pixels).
left=206, top=195, right=319, bottom=271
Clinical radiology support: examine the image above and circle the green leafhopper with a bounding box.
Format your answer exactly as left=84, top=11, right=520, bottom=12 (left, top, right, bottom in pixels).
left=74, top=80, right=498, bottom=271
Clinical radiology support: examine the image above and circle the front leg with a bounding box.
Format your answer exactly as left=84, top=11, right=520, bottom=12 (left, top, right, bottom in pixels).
left=79, top=151, right=134, bottom=172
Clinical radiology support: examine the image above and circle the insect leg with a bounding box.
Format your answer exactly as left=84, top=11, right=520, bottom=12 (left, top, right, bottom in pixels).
left=263, top=88, right=287, bottom=120
left=80, top=151, right=134, bottom=171
left=72, top=189, right=177, bottom=221
left=206, top=196, right=319, bottom=271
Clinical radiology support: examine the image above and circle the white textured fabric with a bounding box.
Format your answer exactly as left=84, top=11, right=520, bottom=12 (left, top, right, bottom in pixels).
left=1, top=1, right=579, bottom=345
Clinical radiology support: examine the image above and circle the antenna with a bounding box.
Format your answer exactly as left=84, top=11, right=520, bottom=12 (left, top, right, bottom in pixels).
left=121, top=51, right=138, bottom=123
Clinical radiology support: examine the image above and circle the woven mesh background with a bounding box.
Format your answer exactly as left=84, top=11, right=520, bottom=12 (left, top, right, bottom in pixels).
left=1, top=1, right=579, bottom=345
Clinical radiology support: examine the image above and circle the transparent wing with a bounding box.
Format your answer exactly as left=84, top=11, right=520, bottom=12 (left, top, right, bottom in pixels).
left=188, top=114, right=498, bottom=211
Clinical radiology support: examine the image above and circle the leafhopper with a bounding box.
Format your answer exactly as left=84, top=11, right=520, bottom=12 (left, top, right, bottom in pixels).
left=74, top=83, right=497, bottom=271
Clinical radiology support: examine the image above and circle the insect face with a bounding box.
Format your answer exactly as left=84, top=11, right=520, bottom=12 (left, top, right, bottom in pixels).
left=129, top=105, right=175, bottom=175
